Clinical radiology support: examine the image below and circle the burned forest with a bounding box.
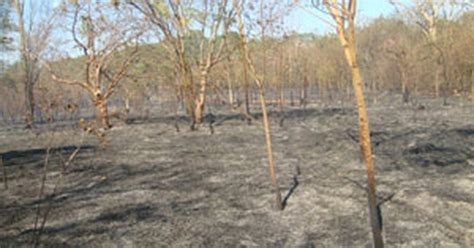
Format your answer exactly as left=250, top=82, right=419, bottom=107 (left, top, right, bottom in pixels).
left=1, top=0, right=473, bottom=247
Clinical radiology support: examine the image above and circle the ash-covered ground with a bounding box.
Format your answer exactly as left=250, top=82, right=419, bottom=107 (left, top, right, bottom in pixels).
left=0, top=96, right=473, bottom=247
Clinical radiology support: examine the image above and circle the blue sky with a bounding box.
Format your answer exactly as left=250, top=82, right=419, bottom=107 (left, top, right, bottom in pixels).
left=32, top=1, right=402, bottom=36
left=288, top=0, right=400, bottom=34
left=3, top=0, right=405, bottom=64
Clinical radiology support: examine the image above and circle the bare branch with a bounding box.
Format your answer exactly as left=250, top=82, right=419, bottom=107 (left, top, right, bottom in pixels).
left=72, top=5, right=88, bottom=56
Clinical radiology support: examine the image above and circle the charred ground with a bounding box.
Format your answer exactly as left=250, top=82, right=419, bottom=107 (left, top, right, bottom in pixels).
left=0, top=96, right=473, bottom=247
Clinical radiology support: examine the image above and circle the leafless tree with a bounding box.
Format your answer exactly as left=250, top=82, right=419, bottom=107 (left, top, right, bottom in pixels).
left=43, top=1, right=143, bottom=130
left=13, top=0, right=55, bottom=128
left=308, top=0, right=384, bottom=246
left=234, top=0, right=283, bottom=210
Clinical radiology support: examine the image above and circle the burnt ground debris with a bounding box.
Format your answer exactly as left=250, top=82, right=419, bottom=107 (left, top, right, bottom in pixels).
left=0, top=96, right=473, bottom=247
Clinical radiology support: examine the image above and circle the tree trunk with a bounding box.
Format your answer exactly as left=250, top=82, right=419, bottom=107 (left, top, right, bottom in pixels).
left=330, top=2, right=383, bottom=241
left=343, top=46, right=384, bottom=248
left=95, top=97, right=111, bottom=129
left=318, top=80, right=323, bottom=102
left=244, top=65, right=251, bottom=115
left=258, top=86, right=283, bottom=210
left=401, top=70, right=409, bottom=103
left=300, top=85, right=306, bottom=107
left=184, top=86, right=195, bottom=119
left=24, top=78, right=35, bottom=128
left=290, top=90, right=294, bottom=106
left=180, top=64, right=196, bottom=120
left=300, top=75, right=308, bottom=107
left=15, top=0, right=36, bottom=128
left=194, top=71, right=208, bottom=125
left=228, top=79, right=234, bottom=106
left=278, top=49, right=284, bottom=113
left=413, top=78, right=418, bottom=98
left=278, top=83, right=284, bottom=113
left=441, top=63, right=449, bottom=106
left=471, top=70, right=474, bottom=101
left=225, top=59, right=235, bottom=107
left=124, top=96, right=131, bottom=114
left=235, top=2, right=282, bottom=209
left=434, top=64, right=440, bottom=98
left=174, top=84, right=182, bottom=132
left=351, top=63, right=384, bottom=248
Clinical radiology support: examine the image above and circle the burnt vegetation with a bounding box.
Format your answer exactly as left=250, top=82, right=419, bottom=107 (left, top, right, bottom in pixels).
left=1, top=0, right=473, bottom=247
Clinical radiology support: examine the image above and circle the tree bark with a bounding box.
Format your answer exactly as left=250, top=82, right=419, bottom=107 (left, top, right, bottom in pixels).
left=341, top=39, right=384, bottom=248
left=185, top=89, right=196, bottom=121
left=300, top=74, right=308, bottom=107
left=326, top=0, right=384, bottom=245
left=194, top=70, right=208, bottom=125
left=235, top=0, right=282, bottom=209
left=244, top=63, right=251, bottom=115
left=258, top=86, right=283, bottom=210
left=300, top=84, right=306, bottom=107
left=290, top=90, right=294, bottom=106
left=278, top=48, right=284, bottom=113
left=349, top=63, right=384, bottom=248
left=95, top=97, right=111, bottom=129
left=228, top=80, right=234, bottom=106
left=401, top=70, right=409, bottom=103
left=24, top=74, right=35, bottom=128
left=14, top=0, right=36, bottom=128
left=471, top=69, right=474, bottom=101
left=226, top=62, right=234, bottom=106
left=180, top=60, right=196, bottom=120
left=434, top=65, right=440, bottom=97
